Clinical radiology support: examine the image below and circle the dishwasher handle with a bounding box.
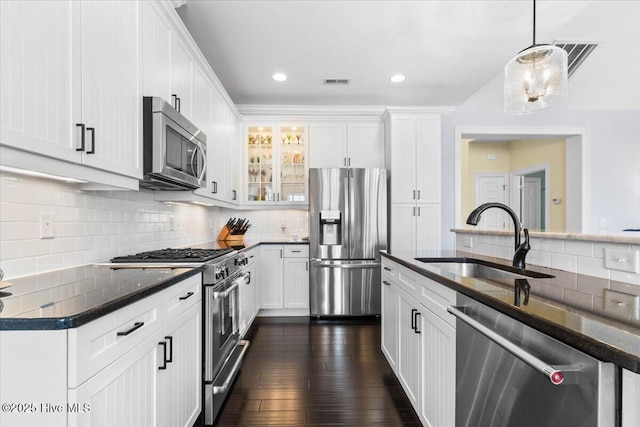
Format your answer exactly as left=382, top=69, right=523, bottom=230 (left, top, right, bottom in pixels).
left=448, top=305, right=579, bottom=386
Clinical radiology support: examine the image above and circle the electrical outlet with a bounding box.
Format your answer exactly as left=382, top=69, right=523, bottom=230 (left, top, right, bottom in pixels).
left=604, top=290, right=640, bottom=320
left=462, top=236, right=473, bottom=248
left=39, top=212, right=55, bottom=239
left=604, top=248, right=640, bottom=273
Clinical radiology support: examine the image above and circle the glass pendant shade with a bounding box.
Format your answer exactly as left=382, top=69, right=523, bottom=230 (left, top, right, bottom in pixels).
left=504, top=44, right=568, bottom=114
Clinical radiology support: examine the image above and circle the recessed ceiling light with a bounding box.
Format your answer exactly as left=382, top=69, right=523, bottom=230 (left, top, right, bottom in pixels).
left=272, top=73, right=287, bottom=82
left=390, top=74, right=406, bottom=83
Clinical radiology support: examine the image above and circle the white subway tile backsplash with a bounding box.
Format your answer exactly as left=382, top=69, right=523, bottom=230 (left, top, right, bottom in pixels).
left=577, top=257, right=610, bottom=280
left=550, top=253, right=578, bottom=273
left=540, top=239, right=564, bottom=254
left=564, top=240, right=594, bottom=257
left=454, top=231, right=640, bottom=285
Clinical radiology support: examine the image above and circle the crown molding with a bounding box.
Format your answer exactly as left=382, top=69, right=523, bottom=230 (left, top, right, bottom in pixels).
left=237, top=105, right=457, bottom=120
left=168, top=0, right=187, bottom=9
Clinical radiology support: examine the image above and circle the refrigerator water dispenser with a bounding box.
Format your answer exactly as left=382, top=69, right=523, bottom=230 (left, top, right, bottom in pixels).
left=319, top=210, right=342, bottom=246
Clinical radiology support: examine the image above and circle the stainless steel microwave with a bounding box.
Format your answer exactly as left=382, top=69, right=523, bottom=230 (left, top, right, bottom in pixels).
left=140, top=96, right=207, bottom=190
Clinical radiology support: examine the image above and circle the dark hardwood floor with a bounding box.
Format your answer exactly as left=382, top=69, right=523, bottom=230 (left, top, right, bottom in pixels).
left=214, top=317, right=422, bottom=426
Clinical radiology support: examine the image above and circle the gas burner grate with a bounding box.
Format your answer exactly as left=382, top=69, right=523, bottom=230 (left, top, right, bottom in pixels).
left=111, top=248, right=234, bottom=263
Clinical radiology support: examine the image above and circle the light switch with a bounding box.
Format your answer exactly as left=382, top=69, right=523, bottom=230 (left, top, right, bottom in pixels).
left=604, top=290, right=640, bottom=319
left=604, top=248, right=640, bottom=273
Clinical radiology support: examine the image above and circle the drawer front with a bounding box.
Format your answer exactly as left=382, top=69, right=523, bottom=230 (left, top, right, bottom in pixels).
left=68, top=293, right=162, bottom=388
left=244, top=248, right=258, bottom=266
left=284, top=245, right=309, bottom=258
left=382, top=258, right=399, bottom=282
left=163, top=273, right=202, bottom=322
left=418, top=277, right=457, bottom=328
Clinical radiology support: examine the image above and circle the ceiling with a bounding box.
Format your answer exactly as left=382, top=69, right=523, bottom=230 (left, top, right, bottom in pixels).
left=177, top=0, right=638, bottom=108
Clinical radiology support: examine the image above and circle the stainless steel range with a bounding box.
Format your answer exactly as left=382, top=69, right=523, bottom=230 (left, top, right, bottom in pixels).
left=109, top=247, right=250, bottom=425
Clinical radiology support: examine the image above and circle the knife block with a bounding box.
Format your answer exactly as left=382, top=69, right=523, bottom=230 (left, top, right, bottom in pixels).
left=217, top=225, right=246, bottom=242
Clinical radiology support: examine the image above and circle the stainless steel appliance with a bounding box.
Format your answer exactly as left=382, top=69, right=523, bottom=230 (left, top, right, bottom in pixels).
left=449, top=294, right=616, bottom=427
left=141, top=96, right=207, bottom=190
left=309, top=168, right=387, bottom=316
left=109, top=248, right=250, bottom=425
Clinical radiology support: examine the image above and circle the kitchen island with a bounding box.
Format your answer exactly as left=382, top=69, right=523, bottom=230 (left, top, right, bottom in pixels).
left=382, top=249, right=640, bottom=427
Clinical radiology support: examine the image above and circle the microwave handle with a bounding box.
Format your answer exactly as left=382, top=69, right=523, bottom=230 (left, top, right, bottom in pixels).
left=197, top=144, right=207, bottom=185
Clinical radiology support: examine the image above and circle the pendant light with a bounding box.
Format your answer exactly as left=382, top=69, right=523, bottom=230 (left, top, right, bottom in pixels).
left=504, top=0, right=568, bottom=114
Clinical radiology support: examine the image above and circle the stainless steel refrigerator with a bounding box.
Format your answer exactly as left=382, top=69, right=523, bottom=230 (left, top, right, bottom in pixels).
left=309, top=168, right=387, bottom=316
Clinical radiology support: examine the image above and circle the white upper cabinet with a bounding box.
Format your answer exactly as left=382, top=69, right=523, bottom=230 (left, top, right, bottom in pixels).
left=308, top=123, right=347, bottom=168
left=141, top=1, right=172, bottom=100
left=0, top=0, right=76, bottom=162
left=309, top=121, right=385, bottom=168
left=386, top=113, right=441, bottom=204
left=1, top=0, right=143, bottom=182
left=76, top=1, right=142, bottom=178
left=346, top=121, right=385, bottom=168
left=170, top=36, right=193, bottom=121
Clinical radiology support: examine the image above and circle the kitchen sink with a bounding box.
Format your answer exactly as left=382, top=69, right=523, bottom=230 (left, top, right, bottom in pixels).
left=415, top=258, right=554, bottom=280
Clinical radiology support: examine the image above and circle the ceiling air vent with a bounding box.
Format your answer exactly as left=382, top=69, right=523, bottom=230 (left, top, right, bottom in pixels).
left=323, top=79, right=350, bottom=85
left=554, top=42, right=599, bottom=78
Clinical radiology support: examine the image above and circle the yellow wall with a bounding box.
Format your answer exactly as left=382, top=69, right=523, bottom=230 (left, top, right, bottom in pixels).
left=461, top=138, right=566, bottom=231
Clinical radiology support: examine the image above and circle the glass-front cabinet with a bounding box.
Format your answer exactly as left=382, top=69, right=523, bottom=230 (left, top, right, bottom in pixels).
left=245, top=124, right=308, bottom=205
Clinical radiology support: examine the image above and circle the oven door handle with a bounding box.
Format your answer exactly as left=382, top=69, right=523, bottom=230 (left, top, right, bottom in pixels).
left=447, top=305, right=581, bottom=386
left=212, top=281, right=240, bottom=300
left=213, top=340, right=250, bottom=395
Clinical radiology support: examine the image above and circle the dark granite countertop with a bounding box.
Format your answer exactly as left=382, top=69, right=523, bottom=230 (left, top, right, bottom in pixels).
left=382, top=250, right=640, bottom=373
left=0, top=265, right=204, bottom=330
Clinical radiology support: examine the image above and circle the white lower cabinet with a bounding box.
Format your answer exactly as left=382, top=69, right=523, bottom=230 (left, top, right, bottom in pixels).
left=68, top=337, right=158, bottom=427
left=239, top=248, right=259, bottom=336
left=157, top=304, right=202, bottom=427
left=0, top=273, right=202, bottom=427
left=381, top=258, right=456, bottom=427
left=283, top=257, right=309, bottom=309
left=397, top=289, right=423, bottom=409
left=381, top=277, right=399, bottom=371
left=258, top=244, right=309, bottom=313
left=258, top=245, right=285, bottom=309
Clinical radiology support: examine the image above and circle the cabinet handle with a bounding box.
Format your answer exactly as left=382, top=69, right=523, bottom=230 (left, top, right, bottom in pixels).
left=176, top=97, right=181, bottom=113
left=280, top=249, right=283, bottom=258
left=306, top=261, right=309, bottom=271
left=246, top=271, right=251, bottom=284
left=417, top=207, right=421, bottom=216
left=75, top=123, right=85, bottom=151
left=86, top=127, right=95, bottom=154
left=417, top=190, right=421, bottom=200
left=414, top=312, right=421, bottom=334
left=383, top=280, right=391, bottom=286
left=179, top=291, right=194, bottom=301
left=383, top=267, right=392, bottom=271
left=165, top=336, right=173, bottom=363
left=412, top=207, right=416, bottom=216
left=344, top=157, right=347, bottom=167
left=411, top=309, right=417, bottom=330
left=232, top=190, right=237, bottom=200
left=172, top=94, right=178, bottom=110
left=347, top=157, right=351, bottom=167
left=277, top=192, right=280, bottom=202
left=158, top=341, right=168, bottom=370
left=117, top=322, right=144, bottom=336
left=291, top=250, right=302, bottom=253
left=412, top=190, right=416, bottom=200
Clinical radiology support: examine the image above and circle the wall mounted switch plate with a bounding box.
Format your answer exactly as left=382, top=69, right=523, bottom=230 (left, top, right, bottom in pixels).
left=604, top=290, right=640, bottom=320
left=462, top=236, right=473, bottom=248
left=39, top=212, right=55, bottom=239
left=604, top=248, right=640, bottom=273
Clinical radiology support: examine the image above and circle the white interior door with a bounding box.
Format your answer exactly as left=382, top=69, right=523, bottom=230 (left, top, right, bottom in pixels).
left=522, top=177, right=542, bottom=229
left=474, top=173, right=508, bottom=230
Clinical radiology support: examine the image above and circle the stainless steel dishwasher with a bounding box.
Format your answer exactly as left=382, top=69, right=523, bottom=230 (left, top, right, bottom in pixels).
left=449, top=294, right=617, bottom=427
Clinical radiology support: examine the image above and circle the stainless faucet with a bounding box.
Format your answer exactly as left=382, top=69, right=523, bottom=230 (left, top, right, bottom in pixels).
left=466, top=202, right=531, bottom=269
